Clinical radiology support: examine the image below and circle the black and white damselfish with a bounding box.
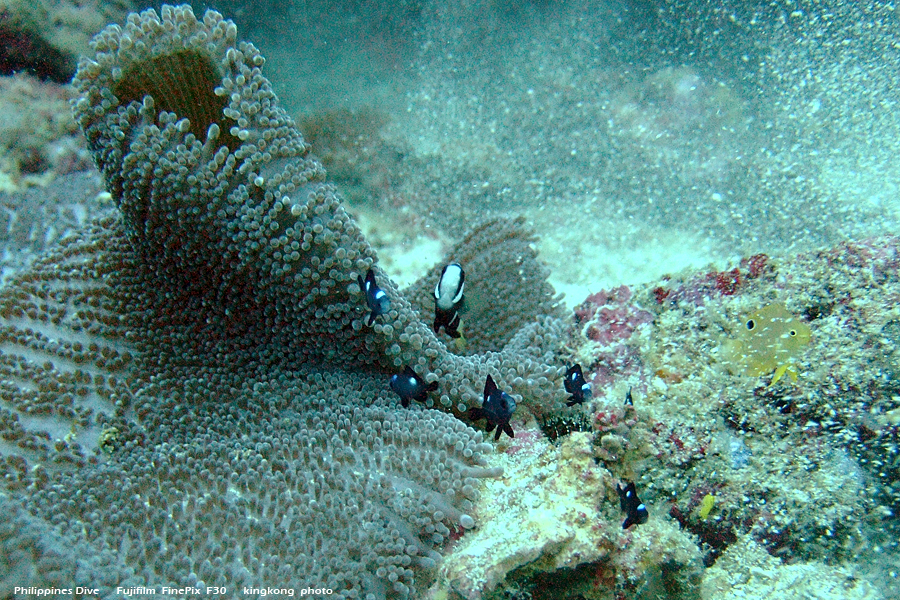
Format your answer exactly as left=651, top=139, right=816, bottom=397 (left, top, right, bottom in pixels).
left=564, top=363, right=593, bottom=407
left=616, top=481, right=649, bottom=529
left=357, top=268, right=391, bottom=326
left=468, top=375, right=516, bottom=441
left=390, top=366, right=439, bottom=408
left=433, top=263, right=465, bottom=338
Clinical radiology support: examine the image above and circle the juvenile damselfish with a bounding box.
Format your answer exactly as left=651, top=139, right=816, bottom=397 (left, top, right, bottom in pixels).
left=390, top=366, right=439, bottom=408
left=468, top=375, right=516, bottom=441
left=564, top=363, right=592, bottom=407
left=616, top=481, right=649, bottom=529
left=357, top=268, right=391, bottom=326
left=433, top=263, right=465, bottom=338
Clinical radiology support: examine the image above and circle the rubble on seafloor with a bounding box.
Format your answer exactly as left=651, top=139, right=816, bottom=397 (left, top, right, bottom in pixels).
left=0, top=73, right=92, bottom=188
left=0, top=0, right=130, bottom=188
left=701, top=535, right=878, bottom=600
left=424, top=236, right=899, bottom=599
left=430, top=430, right=702, bottom=600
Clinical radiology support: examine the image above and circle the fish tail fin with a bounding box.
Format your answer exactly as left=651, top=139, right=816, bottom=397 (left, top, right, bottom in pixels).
left=769, top=363, right=798, bottom=386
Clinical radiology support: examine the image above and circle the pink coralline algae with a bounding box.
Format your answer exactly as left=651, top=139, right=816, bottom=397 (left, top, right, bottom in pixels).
left=741, top=253, right=771, bottom=279
left=575, top=285, right=654, bottom=346
left=651, top=253, right=772, bottom=306
left=593, top=403, right=641, bottom=463
left=573, top=286, right=653, bottom=389
left=713, top=268, right=742, bottom=296
left=589, top=345, right=644, bottom=389
left=822, top=238, right=900, bottom=280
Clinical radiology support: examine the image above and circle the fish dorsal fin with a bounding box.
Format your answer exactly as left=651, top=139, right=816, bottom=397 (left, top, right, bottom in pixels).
left=484, top=375, right=497, bottom=402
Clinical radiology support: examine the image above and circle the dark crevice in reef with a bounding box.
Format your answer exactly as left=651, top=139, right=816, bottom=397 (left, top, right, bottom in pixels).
left=0, top=17, right=75, bottom=83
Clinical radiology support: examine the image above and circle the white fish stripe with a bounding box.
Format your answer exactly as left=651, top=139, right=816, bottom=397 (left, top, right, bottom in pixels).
left=451, top=281, right=465, bottom=304
left=437, top=264, right=464, bottom=309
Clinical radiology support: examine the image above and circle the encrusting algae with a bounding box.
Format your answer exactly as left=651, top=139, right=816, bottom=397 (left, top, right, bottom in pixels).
left=721, top=303, right=812, bottom=384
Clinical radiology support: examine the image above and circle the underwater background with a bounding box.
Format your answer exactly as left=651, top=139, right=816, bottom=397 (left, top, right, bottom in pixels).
left=1, top=0, right=899, bottom=599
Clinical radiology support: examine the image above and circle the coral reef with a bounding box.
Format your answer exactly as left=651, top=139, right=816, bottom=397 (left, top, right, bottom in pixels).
left=550, top=236, right=900, bottom=596
left=571, top=285, right=653, bottom=389
left=431, top=431, right=702, bottom=600
left=0, top=1, right=132, bottom=186
left=0, top=74, right=91, bottom=186
left=0, top=0, right=132, bottom=81
left=1, top=2, right=898, bottom=599
left=701, top=535, right=877, bottom=599
left=430, top=235, right=899, bottom=598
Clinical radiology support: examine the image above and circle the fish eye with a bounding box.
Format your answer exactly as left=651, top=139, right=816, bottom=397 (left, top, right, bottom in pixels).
left=745, top=319, right=756, bottom=330
left=789, top=329, right=797, bottom=336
